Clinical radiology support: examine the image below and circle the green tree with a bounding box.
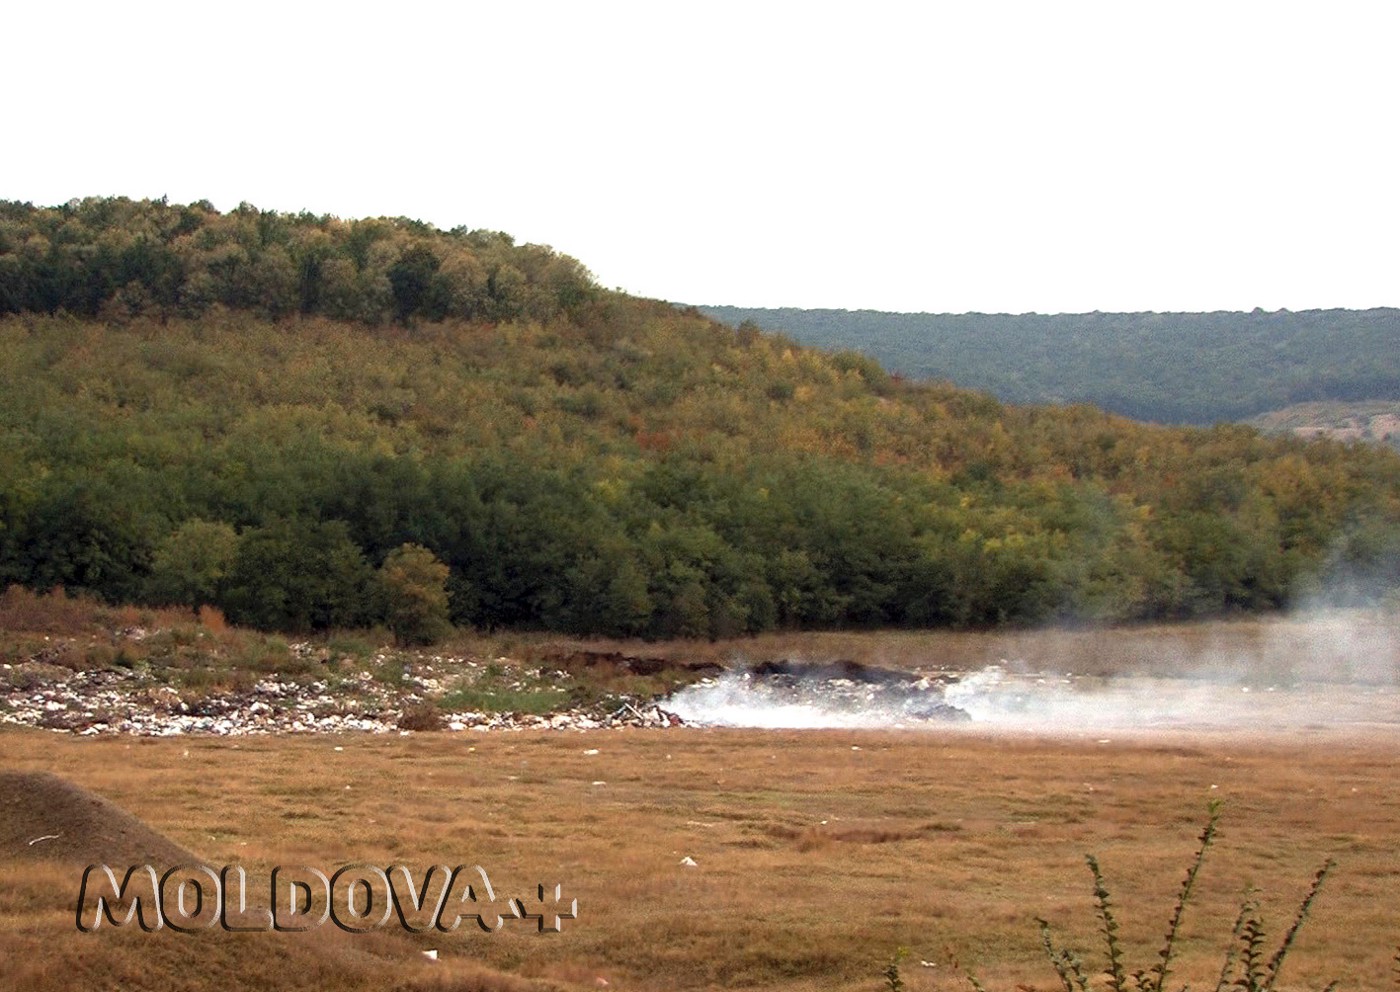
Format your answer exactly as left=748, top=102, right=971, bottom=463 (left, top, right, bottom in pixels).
left=146, top=519, right=238, bottom=607
left=221, top=519, right=372, bottom=632
left=562, top=544, right=654, bottom=637
left=11, top=477, right=157, bottom=604
left=387, top=244, right=441, bottom=323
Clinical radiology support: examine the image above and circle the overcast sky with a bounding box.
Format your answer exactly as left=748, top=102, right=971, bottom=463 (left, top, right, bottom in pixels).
left=8, top=1, right=1396, bottom=315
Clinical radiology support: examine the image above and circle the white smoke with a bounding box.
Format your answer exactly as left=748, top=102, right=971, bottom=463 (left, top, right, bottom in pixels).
left=936, top=665, right=1389, bottom=730
left=665, top=676, right=941, bottom=730
left=663, top=608, right=1400, bottom=733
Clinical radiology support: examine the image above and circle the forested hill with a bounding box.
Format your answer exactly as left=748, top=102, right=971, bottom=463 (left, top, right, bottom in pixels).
left=0, top=197, right=595, bottom=326
left=698, top=306, right=1400, bottom=425
left=0, top=197, right=1398, bottom=639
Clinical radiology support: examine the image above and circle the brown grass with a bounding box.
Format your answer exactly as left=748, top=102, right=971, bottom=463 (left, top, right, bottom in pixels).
left=2, top=716, right=1398, bottom=992
left=1, top=613, right=1396, bottom=990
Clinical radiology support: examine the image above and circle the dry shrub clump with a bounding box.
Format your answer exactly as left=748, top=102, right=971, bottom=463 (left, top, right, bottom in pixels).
left=398, top=701, right=445, bottom=731
left=0, top=585, right=102, bottom=634
left=197, top=604, right=228, bottom=632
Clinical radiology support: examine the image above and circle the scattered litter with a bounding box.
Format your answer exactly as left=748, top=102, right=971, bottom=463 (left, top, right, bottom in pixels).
left=0, top=662, right=689, bottom=737
left=27, top=833, right=61, bottom=846
left=679, top=856, right=698, bottom=867
left=583, top=748, right=600, bottom=755
left=421, top=949, right=438, bottom=962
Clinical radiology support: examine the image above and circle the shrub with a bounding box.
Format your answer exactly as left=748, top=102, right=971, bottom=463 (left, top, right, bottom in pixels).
left=397, top=701, right=444, bottom=732
left=0, top=585, right=100, bottom=633
left=964, top=804, right=1340, bottom=992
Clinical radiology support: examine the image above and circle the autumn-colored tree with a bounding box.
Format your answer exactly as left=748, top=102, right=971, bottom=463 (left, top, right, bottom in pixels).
left=378, top=543, right=453, bottom=645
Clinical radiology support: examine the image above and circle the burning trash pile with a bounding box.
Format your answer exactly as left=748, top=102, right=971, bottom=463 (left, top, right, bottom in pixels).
left=662, top=659, right=971, bottom=729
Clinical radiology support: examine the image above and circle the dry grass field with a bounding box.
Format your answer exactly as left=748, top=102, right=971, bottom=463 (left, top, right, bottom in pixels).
left=2, top=616, right=1399, bottom=991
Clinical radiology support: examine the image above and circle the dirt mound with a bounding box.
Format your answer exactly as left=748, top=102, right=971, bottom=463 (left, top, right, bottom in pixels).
left=0, top=771, right=198, bottom=866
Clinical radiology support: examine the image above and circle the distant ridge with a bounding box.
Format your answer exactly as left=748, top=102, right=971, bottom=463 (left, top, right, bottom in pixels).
left=697, top=305, right=1400, bottom=425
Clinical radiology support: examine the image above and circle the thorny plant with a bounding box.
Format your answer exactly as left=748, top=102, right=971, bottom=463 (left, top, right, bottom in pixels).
left=954, top=802, right=1353, bottom=992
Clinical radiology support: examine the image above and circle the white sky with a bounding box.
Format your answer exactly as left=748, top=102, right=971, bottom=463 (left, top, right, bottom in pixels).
left=7, top=1, right=1397, bottom=315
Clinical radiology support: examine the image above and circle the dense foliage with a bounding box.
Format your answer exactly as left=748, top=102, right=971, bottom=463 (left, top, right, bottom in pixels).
left=1, top=199, right=1398, bottom=637
left=700, top=306, right=1400, bottom=425
left=0, top=197, right=595, bottom=327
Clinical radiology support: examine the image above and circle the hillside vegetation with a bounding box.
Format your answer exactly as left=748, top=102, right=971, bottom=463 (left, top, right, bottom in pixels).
left=700, top=305, right=1400, bottom=425
left=1, top=197, right=1399, bottom=638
